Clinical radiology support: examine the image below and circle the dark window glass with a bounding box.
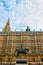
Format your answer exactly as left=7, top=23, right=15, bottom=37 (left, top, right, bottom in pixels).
left=37, top=35, right=40, bottom=40
left=30, top=36, right=34, bottom=40
left=24, top=42, right=27, bottom=46
left=17, top=36, right=21, bottom=40
left=8, top=48, right=12, bottom=54
left=9, top=43, right=13, bottom=46
left=24, top=36, right=27, bottom=40
left=38, top=48, right=43, bottom=54
left=16, top=43, right=20, bottom=47
left=31, top=48, right=35, bottom=54
left=3, top=36, right=7, bottom=40
left=2, top=43, right=6, bottom=46
left=30, top=42, right=34, bottom=46
left=1, top=50, right=5, bottom=55
left=9, top=36, right=14, bottom=40
left=38, top=42, right=42, bottom=46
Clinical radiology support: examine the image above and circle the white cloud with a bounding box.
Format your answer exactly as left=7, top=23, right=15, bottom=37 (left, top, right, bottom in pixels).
left=0, top=0, right=43, bottom=31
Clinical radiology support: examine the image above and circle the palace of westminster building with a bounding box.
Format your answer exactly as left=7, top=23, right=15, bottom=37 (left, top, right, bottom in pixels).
left=0, top=19, right=43, bottom=65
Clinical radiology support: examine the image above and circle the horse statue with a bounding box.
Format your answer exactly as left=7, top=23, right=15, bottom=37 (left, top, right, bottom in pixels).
left=15, top=48, right=29, bottom=56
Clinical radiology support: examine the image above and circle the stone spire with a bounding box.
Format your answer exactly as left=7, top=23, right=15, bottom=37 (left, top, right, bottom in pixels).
left=2, top=18, right=11, bottom=33
left=7, top=18, right=10, bottom=25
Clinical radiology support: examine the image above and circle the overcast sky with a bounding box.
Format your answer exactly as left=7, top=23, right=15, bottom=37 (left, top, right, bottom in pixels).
left=0, top=0, right=43, bottom=31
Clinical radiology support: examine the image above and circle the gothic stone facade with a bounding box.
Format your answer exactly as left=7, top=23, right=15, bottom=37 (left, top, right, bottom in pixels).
left=0, top=19, right=43, bottom=64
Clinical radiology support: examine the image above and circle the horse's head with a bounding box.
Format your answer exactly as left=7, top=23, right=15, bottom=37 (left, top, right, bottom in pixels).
left=24, top=48, right=29, bottom=51
left=15, top=49, right=20, bottom=56
left=15, top=49, right=19, bottom=52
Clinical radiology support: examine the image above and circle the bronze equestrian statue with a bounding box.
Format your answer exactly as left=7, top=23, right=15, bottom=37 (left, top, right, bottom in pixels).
left=15, top=48, right=29, bottom=56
